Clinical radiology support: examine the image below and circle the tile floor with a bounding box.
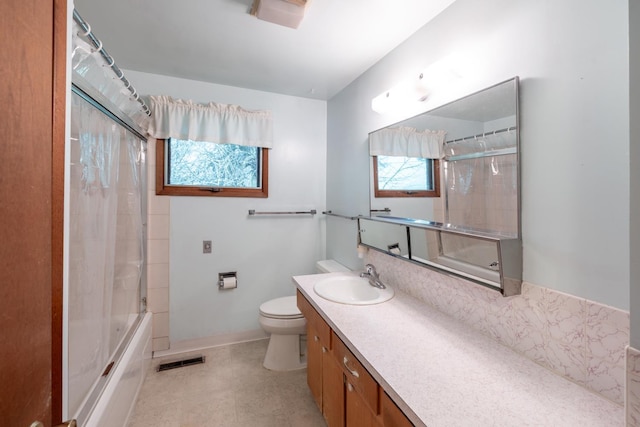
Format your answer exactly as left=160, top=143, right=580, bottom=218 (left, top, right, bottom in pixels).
left=128, top=339, right=326, bottom=427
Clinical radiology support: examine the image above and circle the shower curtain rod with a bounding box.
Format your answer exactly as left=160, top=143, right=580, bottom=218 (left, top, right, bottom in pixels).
left=73, top=9, right=151, bottom=117
left=445, top=126, right=516, bottom=144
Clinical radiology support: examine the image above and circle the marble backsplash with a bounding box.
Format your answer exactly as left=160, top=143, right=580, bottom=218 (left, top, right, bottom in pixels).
left=366, top=250, right=629, bottom=406
left=627, top=346, right=640, bottom=424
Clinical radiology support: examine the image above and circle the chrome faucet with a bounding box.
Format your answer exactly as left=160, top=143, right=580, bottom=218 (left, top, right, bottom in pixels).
left=360, top=264, right=386, bottom=289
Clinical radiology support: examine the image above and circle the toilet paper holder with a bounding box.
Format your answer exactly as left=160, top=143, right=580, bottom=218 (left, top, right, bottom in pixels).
left=218, top=271, right=238, bottom=289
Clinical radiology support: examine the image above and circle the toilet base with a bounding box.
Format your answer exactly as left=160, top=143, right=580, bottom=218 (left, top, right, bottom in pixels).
left=263, top=333, right=307, bottom=371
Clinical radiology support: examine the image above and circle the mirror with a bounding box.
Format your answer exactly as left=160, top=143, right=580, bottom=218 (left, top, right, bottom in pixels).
left=369, top=78, right=519, bottom=228
left=362, top=78, right=522, bottom=296
left=358, top=218, right=409, bottom=258
left=358, top=215, right=523, bottom=296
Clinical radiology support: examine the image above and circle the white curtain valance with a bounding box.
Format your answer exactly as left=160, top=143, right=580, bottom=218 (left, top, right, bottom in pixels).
left=369, top=126, right=446, bottom=159
left=147, top=95, right=274, bottom=148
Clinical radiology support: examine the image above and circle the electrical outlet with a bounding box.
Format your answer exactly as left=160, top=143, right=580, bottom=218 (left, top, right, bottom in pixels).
left=203, top=240, right=212, bottom=254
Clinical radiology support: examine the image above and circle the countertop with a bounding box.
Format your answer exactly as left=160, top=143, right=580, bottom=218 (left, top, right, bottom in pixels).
left=293, top=272, right=624, bottom=427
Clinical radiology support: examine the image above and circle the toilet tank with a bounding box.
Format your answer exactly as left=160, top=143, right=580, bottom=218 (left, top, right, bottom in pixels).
left=315, top=259, right=350, bottom=273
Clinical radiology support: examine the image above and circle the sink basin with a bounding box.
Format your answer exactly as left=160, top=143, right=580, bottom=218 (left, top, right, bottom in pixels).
left=313, top=275, right=394, bottom=305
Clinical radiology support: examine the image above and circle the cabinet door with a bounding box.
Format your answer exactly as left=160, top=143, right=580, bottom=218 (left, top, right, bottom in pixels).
left=323, top=351, right=345, bottom=427
left=346, top=382, right=380, bottom=427
left=380, top=392, right=414, bottom=427
left=297, top=290, right=331, bottom=346
left=332, top=332, right=379, bottom=416
left=307, top=323, right=324, bottom=410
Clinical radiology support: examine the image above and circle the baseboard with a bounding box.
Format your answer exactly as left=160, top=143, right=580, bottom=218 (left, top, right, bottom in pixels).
left=152, top=329, right=269, bottom=358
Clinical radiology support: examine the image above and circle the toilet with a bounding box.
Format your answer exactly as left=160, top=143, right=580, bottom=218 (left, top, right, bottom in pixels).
left=259, top=259, right=350, bottom=371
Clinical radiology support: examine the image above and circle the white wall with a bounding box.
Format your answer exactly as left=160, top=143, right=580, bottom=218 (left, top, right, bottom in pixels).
left=327, top=0, right=630, bottom=309
left=125, top=70, right=327, bottom=342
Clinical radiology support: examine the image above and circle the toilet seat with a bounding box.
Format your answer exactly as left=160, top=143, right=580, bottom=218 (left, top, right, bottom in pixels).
left=259, top=296, right=303, bottom=319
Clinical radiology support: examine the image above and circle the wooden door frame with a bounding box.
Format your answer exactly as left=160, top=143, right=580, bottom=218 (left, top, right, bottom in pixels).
left=52, top=0, right=67, bottom=422
left=0, top=0, right=66, bottom=424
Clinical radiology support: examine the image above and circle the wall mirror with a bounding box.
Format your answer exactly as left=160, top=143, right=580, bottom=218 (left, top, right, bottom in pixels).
left=359, top=219, right=409, bottom=257
left=368, top=77, right=519, bottom=233
left=362, top=78, right=521, bottom=296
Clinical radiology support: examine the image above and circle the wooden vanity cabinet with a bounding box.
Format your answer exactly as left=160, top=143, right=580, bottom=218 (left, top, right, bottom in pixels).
left=297, top=290, right=415, bottom=427
left=332, top=331, right=380, bottom=426
left=297, top=291, right=345, bottom=426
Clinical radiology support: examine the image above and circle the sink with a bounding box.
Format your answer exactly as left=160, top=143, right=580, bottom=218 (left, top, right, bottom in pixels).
left=313, top=275, right=394, bottom=305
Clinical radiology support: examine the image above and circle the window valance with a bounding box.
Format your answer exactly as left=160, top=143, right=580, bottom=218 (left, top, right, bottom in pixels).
left=147, top=95, right=273, bottom=148
left=369, top=126, right=446, bottom=159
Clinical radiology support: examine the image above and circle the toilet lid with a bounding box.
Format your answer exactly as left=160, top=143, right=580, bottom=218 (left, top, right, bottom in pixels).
left=259, top=296, right=303, bottom=319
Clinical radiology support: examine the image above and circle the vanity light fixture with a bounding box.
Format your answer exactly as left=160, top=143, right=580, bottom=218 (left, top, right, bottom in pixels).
left=371, top=53, right=464, bottom=114
left=251, top=0, right=308, bottom=29
left=371, top=72, right=430, bottom=114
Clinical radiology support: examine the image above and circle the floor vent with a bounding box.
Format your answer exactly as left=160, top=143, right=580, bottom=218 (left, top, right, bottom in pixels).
left=157, top=355, right=205, bottom=372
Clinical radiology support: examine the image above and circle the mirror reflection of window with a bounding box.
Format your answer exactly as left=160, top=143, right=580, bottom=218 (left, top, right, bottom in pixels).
left=373, top=155, right=440, bottom=198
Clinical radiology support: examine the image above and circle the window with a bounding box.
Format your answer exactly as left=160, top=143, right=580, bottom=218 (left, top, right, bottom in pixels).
left=156, top=138, right=268, bottom=197
left=372, top=155, right=439, bottom=198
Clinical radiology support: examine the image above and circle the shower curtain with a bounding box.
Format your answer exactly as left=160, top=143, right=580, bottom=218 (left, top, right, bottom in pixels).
left=68, top=14, right=150, bottom=422
left=444, top=130, right=518, bottom=236
left=67, top=92, right=145, bottom=418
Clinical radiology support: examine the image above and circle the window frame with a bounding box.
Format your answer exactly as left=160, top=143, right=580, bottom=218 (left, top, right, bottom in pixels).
left=372, top=155, right=440, bottom=198
left=155, top=138, right=269, bottom=198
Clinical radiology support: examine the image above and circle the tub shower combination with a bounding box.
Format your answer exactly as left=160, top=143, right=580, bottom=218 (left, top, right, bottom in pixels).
left=66, top=11, right=152, bottom=426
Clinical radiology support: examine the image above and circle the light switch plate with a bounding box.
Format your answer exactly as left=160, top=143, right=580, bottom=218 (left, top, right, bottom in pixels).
left=203, top=240, right=212, bottom=254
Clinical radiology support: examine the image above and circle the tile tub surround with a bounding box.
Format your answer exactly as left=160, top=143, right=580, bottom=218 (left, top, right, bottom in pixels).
left=628, top=346, right=640, bottom=425
left=366, top=250, right=630, bottom=405
left=146, top=139, right=171, bottom=352
left=294, top=272, right=624, bottom=426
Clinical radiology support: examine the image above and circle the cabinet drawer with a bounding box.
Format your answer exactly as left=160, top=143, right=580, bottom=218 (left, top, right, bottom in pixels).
left=332, top=331, right=379, bottom=415
left=297, top=290, right=331, bottom=348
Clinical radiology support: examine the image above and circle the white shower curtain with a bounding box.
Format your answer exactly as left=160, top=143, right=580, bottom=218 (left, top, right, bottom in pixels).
left=68, top=92, right=144, bottom=417
left=444, top=131, right=518, bottom=236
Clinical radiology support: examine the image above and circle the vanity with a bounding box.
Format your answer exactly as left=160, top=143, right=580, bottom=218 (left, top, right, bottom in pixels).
left=297, top=284, right=409, bottom=427
left=294, top=272, right=624, bottom=427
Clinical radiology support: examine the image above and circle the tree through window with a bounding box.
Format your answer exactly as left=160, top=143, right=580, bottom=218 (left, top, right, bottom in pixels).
left=156, top=138, right=268, bottom=197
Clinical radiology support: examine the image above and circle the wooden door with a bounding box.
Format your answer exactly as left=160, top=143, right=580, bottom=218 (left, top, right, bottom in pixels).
left=322, top=352, right=345, bottom=427
left=345, top=382, right=380, bottom=427
left=0, top=0, right=66, bottom=425
left=306, top=324, right=324, bottom=410
left=380, top=392, right=413, bottom=427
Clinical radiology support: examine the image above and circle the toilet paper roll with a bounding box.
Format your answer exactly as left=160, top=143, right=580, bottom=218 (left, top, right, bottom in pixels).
left=220, top=276, right=237, bottom=289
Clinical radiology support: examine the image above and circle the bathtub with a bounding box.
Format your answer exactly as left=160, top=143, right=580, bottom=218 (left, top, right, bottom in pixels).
left=82, top=312, right=152, bottom=427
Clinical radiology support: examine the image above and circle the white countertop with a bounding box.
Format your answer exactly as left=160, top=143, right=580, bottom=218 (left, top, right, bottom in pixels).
left=293, top=272, right=624, bottom=427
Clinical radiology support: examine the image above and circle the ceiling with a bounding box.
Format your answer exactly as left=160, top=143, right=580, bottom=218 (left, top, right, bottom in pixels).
left=73, top=0, right=456, bottom=100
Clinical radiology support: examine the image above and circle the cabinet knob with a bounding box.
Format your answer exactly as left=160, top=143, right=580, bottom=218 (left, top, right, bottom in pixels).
left=322, top=347, right=327, bottom=353
left=314, top=335, right=319, bottom=342
left=347, top=383, right=354, bottom=392
left=343, top=356, right=360, bottom=378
